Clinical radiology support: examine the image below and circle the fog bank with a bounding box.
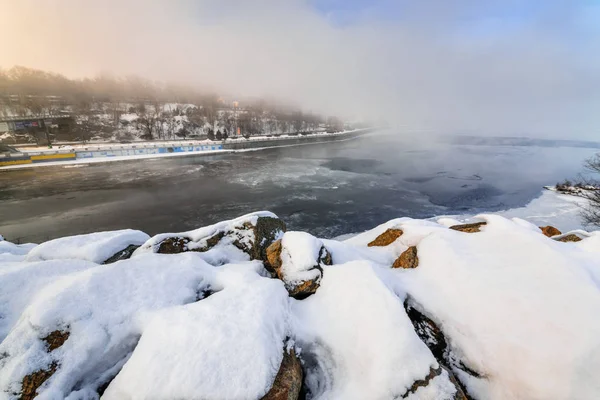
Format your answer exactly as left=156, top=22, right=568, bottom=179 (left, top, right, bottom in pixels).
left=1, top=0, right=599, bottom=138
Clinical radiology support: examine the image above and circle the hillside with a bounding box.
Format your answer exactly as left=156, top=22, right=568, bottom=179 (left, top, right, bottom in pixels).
left=0, top=67, right=350, bottom=145
left=1, top=194, right=599, bottom=399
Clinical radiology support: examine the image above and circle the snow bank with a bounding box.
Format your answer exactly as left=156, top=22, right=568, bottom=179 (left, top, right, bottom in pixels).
left=134, top=211, right=277, bottom=256
left=291, top=261, right=457, bottom=400
left=397, top=214, right=600, bottom=399
left=279, top=232, right=324, bottom=286
left=0, top=240, right=37, bottom=262
left=1, top=208, right=600, bottom=400
left=436, top=189, right=590, bottom=232
left=104, top=263, right=290, bottom=400
left=0, top=253, right=216, bottom=398
left=0, top=259, right=98, bottom=342
left=25, top=229, right=149, bottom=264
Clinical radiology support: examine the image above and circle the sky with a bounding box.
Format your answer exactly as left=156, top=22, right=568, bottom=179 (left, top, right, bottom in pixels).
left=0, top=0, right=599, bottom=139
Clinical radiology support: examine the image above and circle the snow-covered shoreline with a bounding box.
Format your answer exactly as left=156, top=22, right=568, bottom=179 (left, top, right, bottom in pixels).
left=1, top=191, right=599, bottom=400
left=1, top=129, right=370, bottom=171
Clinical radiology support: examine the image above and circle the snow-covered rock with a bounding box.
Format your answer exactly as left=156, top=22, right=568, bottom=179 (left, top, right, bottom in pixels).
left=266, top=231, right=331, bottom=299
left=1, top=211, right=600, bottom=400
left=103, top=263, right=290, bottom=400
left=0, top=253, right=215, bottom=399
left=0, top=259, right=98, bottom=342
left=292, top=261, right=464, bottom=399
left=134, top=211, right=286, bottom=265
left=396, top=214, right=600, bottom=399
left=25, top=229, right=149, bottom=264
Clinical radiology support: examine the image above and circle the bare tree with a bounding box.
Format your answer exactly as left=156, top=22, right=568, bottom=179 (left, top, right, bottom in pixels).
left=74, top=100, right=95, bottom=143
left=581, top=154, right=600, bottom=226
left=222, top=111, right=234, bottom=136
left=136, top=102, right=156, bottom=140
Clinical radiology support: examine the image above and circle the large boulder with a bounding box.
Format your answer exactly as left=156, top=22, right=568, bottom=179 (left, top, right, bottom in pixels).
left=540, top=225, right=562, bottom=237
left=556, top=234, right=583, bottom=243
left=19, top=330, right=70, bottom=400
left=449, top=222, right=486, bottom=233
left=102, top=244, right=141, bottom=264
left=261, top=346, right=303, bottom=400
left=137, top=213, right=286, bottom=265
left=405, top=300, right=480, bottom=399
left=266, top=232, right=331, bottom=299
left=253, top=216, right=288, bottom=262
left=393, top=246, right=419, bottom=269
left=367, top=228, right=404, bottom=247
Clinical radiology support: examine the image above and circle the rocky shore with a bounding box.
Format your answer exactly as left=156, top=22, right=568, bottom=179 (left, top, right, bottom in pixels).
left=1, top=211, right=599, bottom=399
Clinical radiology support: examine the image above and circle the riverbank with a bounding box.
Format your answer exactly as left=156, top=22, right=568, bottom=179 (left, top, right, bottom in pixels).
left=0, top=128, right=373, bottom=170
left=1, top=206, right=599, bottom=399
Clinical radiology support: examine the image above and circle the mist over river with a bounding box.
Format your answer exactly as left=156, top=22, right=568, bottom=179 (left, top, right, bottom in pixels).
left=1, top=131, right=598, bottom=243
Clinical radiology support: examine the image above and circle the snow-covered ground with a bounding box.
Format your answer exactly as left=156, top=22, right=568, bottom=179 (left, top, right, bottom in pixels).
left=1, top=130, right=364, bottom=171
left=1, top=194, right=599, bottom=399
left=442, top=189, right=592, bottom=232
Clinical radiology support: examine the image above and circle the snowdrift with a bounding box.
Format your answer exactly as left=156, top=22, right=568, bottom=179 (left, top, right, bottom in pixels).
left=1, top=209, right=599, bottom=400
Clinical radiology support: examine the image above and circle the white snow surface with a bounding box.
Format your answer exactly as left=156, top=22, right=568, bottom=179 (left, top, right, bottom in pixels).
left=0, top=253, right=216, bottom=400
left=279, top=231, right=324, bottom=285
left=0, top=260, right=98, bottom=342
left=25, top=229, right=149, bottom=264
left=291, top=261, right=457, bottom=400
left=104, top=263, right=290, bottom=400
left=396, top=214, right=600, bottom=400
left=0, top=240, right=37, bottom=262
left=1, top=205, right=600, bottom=400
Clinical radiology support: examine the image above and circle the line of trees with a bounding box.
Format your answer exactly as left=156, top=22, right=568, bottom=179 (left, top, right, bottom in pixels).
left=581, top=155, right=600, bottom=226
left=0, top=66, right=347, bottom=142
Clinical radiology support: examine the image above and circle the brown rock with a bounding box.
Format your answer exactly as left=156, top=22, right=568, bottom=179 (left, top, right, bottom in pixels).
left=449, top=222, right=486, bottom=233
left=156, top=237, right=191, bottom=254
left=265, top=239, right=329, bottom=299
left=252, top=217, right=287, bottom=262
left=43, top=331, right=69, bottom=352
left=401, top=365, right=468, bottom=400
left=266, top=239, right=283, bottom=273
left=393, top=246, right=419, bottom=269
left=368, top=229, right=404, bottom=247
left=287, top=274, right=323, bottom=300
left=154, top=217, right=286, bottom=261
left=205, top=231, right=226, bottom=248
left=261, top=347, right=303, bottom=400
left=21, top=362, right=57, bottom=400
left=540, top=226, right=562, bottom=237
left=556, top=234, right=583, bottom=243
left=318, top=246, right=332, bottom=266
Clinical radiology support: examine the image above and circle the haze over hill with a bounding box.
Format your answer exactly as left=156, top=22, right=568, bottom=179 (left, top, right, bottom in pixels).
left=1, top=0, right=599, bottom=139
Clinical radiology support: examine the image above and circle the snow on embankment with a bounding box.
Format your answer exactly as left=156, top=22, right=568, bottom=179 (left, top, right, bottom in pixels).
left=26, top=229, right=149, bottom=264
left=1, top=209, right=600, bottom=400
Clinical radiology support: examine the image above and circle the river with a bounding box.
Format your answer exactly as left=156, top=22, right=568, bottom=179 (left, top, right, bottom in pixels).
left=1, top=131, right=597, bottom=243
